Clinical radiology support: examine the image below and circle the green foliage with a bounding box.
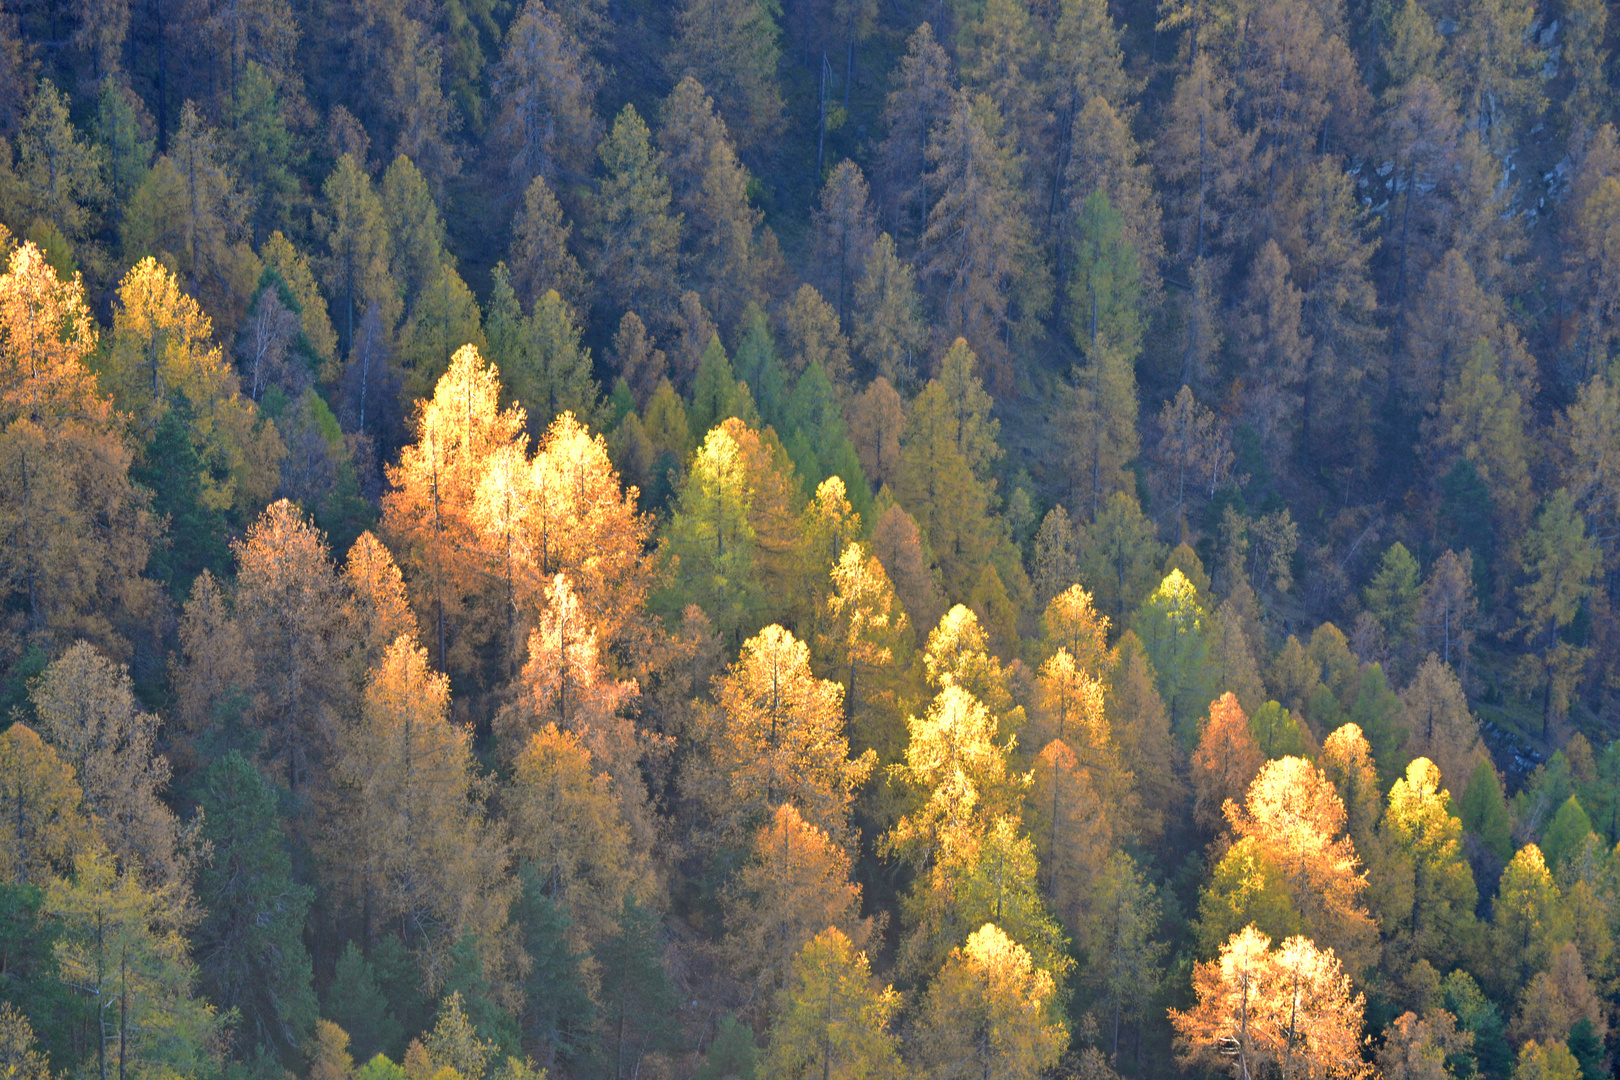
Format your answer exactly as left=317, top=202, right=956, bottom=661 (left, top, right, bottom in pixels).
left=193, top=751, right=317, bottom=1061
left=1364, top=542, right=1421, bottom=655
left=506, top=289, right=600, bottom=429
left=1349, top=664, right=1406, bottom=785
left=1068, top=189, right=1144, bottom=360
left=592, top=897, right=678, bottom=1078
left=440, top=934, right=520, bottom=1059
left=1443, top=970, right=1511, bottom=1080
left=0, top=882, right=80, bottom=1072
left=1132, top=569, right=1214, bottom=744
left=1540, top=796, right=1596, bottom=869
left=781, top=360, right=874, bottom=523
left=326, top=943, right=405, bottom=1063
left=694, top=1015, right=757, bottom=1080
left=690, top=334, right=740, bottom=440
left=733, top=305, right=786, bottom=429
left=1458, top=759, right=1513, bottom=863
left=132, top=397, right=232, bottom=598
left=514, top=864, right=595, bottom=1071
left=1247, top=701, right=1306, bottom=759
left=1566, top=1018, right=1605, bottom=1080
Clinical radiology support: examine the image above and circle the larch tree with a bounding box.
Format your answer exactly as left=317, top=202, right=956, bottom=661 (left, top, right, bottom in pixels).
left=957, top=0, right=1047, bottom=199
left=658, top=75, right=761, bottom=326
left=383, top=344, right=527, bottom=673
left=1077, top=491, right=1166, bottom=623
left=1081, top=850, right=1168, bottom=1058
left=1107, top=630, right=1185, bottom=842
left=1377, top=1010, right=1474, bottom=1080
left=1208, top=600, right=1266, bottom=716
left=1133, top=569, right=1214, bottom=741
left=877, top=22, right=955, bottom=242
left=820, top=540, right=910, bottom=758
left=486, top=410, right=652, bottom=653
left=1032, top=649, right=1124, bottom=803
left=872, top=502, right=947, bottom=636
left=722, top=803, right=872, bottom=1013
left=1490, top=845, right=1572, bottom=998
left=1515, top=490, right=1600, bottom=735
left=1066, top=189, right=1146, bottom=361
left=125, top=104, right=260, bottom=330
left=1418, top=550, right=1478, bottom=671
left=505, top=721, right=650, bottom=949
left=47, top=845, right=227, bottom=1080
left=1154, top=53, right=1254, bottom=264
left=31, top=642, right=188, bottom=889
left=320, top=153, right=399, bottom=353
left=658, top=421, right=762, bottom=640
left=1291, top=159, right=1380, bottom=460
left=1232, top=240, right=1310, bottom=455
left=1063, top=95, right=1163, bottom=306
left=1040, top=585, right=1111, bottom=678
left=1191, top=692, right=1264, bottom=833
left=396, top=262, right=487, bottom=400
left=1320, top=723, right=1384, bottom=856
left=845, top=376, right=905, bottom=491
left=588, top=105, right=681, bottom=329
left=781, top=283, right=853, bottom=385
left=1172, top=925, right=1370, bottom=1080
left=13, top=81, right=103, bottom=241
left=1380, top=757, right=1479, bottom=969
left=508, top=176, right=591, bottom=318
left=500, top=574, right=650, bottom=854
left=106, top=256, right=283, bottom=517
left=763, top=927, right=901, bottom=1080
left=1400, top=657, right=1487, bottom=795
left=342, top=530, right=420, bottom=686
left=850, top=236, right=927, bottom=393
left=922, top=604, right=1016, bottom=724
left=1228, top=756, right=1377, bottom=970
left=912, top=923, right=1068, bottom=1080
left=1026, top=737, right=1114, bottom=934
left=893, top=343, right=1003, bottom=599
left=232, top=499, right=352, bottom=793
left=503, top=289, right=600, bottom=430
left=609, top=311, right=667, bottom=408
left=811, top=161, right=877, bottom=329
left=333, top=635, right=514, bottom=994
left=1063, top=334, right=1140, bottom=520
left=494, top=0, right=598, bottom=197
left=696, top=624, right=873, bottom=841
left=380, top=154, right=450, bottom=320
left=665, top=0, right=784, bottom=148
left=0, top=722, right=87, bottom=886
left=920, top=90, right=1051, bottom=383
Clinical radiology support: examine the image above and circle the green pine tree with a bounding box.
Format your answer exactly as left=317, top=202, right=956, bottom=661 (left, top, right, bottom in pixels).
left=326, top=942, right=405, bottom=1063
left=193, top=751, right=317, bottom=1062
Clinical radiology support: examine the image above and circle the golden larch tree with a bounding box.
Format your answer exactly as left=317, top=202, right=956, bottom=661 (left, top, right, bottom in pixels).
left=1191, top=692, right=1264, bottom=833
left=0, top=722, right=87, bottom=885
left=695, top=624, right=872, bottom=841
left=505, top=721, right=652, bottom=949
left=332, top=635, right=514, bottom=993
left=913, top=923, right=1068, bottom=1080
left=1172, top=925, right=1371, bottom=1080
left=764, top=927, right=902, bottom=1080
left=722, top=803, right=873, bottom=1015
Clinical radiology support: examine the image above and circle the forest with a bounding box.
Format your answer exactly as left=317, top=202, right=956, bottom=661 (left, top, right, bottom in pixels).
left=1, top=0, right=1620, bottom=1075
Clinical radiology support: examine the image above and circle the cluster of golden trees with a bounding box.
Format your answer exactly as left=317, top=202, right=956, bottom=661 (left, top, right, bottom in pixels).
left=7, top=0, right=1620, bottom=1072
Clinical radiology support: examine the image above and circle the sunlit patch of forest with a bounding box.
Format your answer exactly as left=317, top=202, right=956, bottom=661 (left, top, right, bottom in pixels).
left=0, top=0, right=1619, bottom=1077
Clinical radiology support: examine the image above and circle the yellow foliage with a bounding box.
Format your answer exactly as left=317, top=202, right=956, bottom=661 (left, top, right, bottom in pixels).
left=1172, top=925, right=1371, bottom=1080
